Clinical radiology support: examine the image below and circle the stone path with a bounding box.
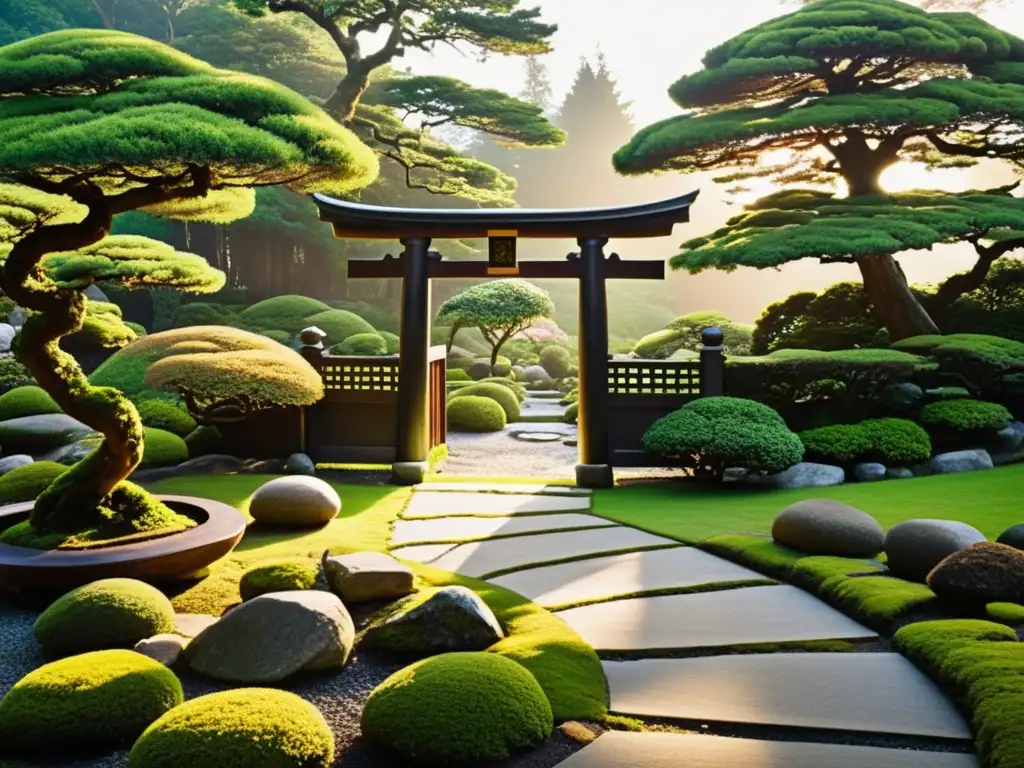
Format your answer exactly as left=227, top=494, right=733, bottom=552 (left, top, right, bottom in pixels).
left=388, top=485, right=979, bottom=767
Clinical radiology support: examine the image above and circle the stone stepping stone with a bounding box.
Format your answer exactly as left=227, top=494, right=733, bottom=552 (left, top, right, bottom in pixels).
left=602, top=653, right=971, bottom=740
left=555, top=585, right=877, bottom=651
left=558, top=731, right=979, bottom=768
left=390, top=527, right=680, bottom=578
left=390, top=513, right=617, bottom=546
left=402, top=491, right=590, bottom=518
left=418, top=482, right=590, bottom=496
left=489, top=548, right=766, bottom=609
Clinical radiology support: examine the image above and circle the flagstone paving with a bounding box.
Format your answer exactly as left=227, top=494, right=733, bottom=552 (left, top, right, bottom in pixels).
left=557, top=732, right=980, bottom=768
left=489, top=547, right=767, bottom=609
left=388, top=483, right=977, bottom=764
left=390, top=512, right=617, bottom=546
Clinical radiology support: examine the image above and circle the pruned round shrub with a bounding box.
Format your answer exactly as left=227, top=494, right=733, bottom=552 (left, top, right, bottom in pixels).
left=305, top=308, right=375, bottom=344
left=34, top=578, right=176, bottom=657
left=136, top=399, right=197, bottom=437
left=539, top=345, right=573, bottom=379
left=0, top=386, right=61, bottom=421
left=361, top=652, right=553, bottom=764
left=184, top=425, right=221, bottom=457
left=480, top=376, right=526, bottom=401
left=379, top=330, right=400, bottom=354
left=919, top=399, right=1012, bottom=433
left=139, top=427, right=189, bottom=468
left=0, top=357, right=34, bottom=394
left=798, top=424, right=872, bottom=465
left=0, top=461, right=66, bottom=504
left=447, top=369, right=471, bottom=382
left=563, top=401, right=578, bottom=424
left=332, top=332, right=387, bottom=356
left=860, top=418, right=932, bottom=465
left=643, top=396, right=803, bottom=477
left=238, top=294, right=331, bottom=335
left=170, top=302, right=237, bottom=328
left=259, top=329, right=291, bottom=344
left=0, top=650, right=183, bottom=756
left=633, top=328, right=686, bottom=359
left=450, top=382, right=521, bottom=422
left=447, top=395, right=506, bottom=432
left=239, top=558, right=320, bottom=601
left=128, top=688, right=334, bottom=768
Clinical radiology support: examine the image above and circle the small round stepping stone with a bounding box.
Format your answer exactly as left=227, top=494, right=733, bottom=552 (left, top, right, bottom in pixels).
left=510, top=431, right=564, bottom=443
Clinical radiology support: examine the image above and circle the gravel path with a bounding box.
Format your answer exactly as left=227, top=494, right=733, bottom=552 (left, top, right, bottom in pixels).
left=443, top=428, right=579, bottom=478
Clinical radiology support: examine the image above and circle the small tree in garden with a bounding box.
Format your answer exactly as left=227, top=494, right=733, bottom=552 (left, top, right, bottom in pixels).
left=0, top=30, right=377, bottom=540
left=436, top=279, right=554, bottom=368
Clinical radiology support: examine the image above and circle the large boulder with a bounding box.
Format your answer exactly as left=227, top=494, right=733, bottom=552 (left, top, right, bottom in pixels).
left=0, top=323, right=16, bottom=354
left=322, top=551, right=415, bottom=603
left=930, top=449, right=994, bottom=475
left=0, top=413, right=96, bottom=455
left=927, top=542, right=1024, bottom=606
left=996, top=524, right=1024, bottom=551
left=469, top=360, right=491, bottom=381
left=134, top=634, right=188, bottom=667
left=361, top=585, right=503, bottom=657
left=991, top=421, right=1024, bottom=455
left=853, top=462, right=886, bottom=482
left=523, top=365, right=551, bottom=384
left=184, top=591, right=354, bottom=683
left=39, top=435, right=101, bottom=465
left=736, top=462, right=845, bottom=490
left=886, top=467, right=914, bottom=480
left=772, top=499, right=883, bottom=558
left=878, top=382, right=925, bottom=411
left=884, top=519, right=987, bottom=582
left=248, top=476, right=341, bottom=527
left=284, top=452, right=316, bottom=475
left=0, top=454, right=32, bottom=476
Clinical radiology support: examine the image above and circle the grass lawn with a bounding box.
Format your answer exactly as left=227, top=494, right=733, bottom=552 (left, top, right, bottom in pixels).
left=593, top=464, right=1024, bottom=542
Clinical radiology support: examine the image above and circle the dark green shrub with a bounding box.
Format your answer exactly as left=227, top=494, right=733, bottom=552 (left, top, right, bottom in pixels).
left=927, top=386, right=971, bottom=401
left=259, top=329, right=291, bottom=344
left=331, top=332, right=387, bottom=356
left=169, top=302, right=237, bottom=329
left=798, top=424, right=872, bottom=465
left=239, top=558, right=319, bottom=601
left=361, top=652, right=552, bottom=765
left=447, top=396, right=506, bottom=432
left=563, top=401, right=578, bottom=425
left=447, top=369, right=471, bottom=382
left=450, top=383, right=520, bottom=422
left=0, top=386, right=61, bottom=421
left=753, top=282, right=882, bottom=355
left=136, top=399, right=197, bottom=437
left=128, top=688, right=333, bottom=768
left=239, top=295, right=331, bottom=335
left=667, top=310, right=753, bottom=356
left=643, top=396, right=803, bottom=478
left=860, top=418, right=932, bottom=465
left=379, top=330, right=400, bottom=354
left=0, top=650, right=183, bottom=756
left=0, top=358, right=33, bottom=394
left=0, top=461, right=66, bottom=504
left=539, top=345, right=573, bottom=379
left=34, top=578, right=176, bottom=656
left=184, top=425, right=221, bottom=457
left=306, top=309, right=375, bottom=345
left=139, top=428, right=188, bottom=468
left=920, top=399, right=1012, bottom=433
left=633, top=328, right=686, bottom=359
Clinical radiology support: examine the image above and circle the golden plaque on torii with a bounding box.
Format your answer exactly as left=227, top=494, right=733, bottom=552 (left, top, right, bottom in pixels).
left=487, top=230, right=518, bottom=275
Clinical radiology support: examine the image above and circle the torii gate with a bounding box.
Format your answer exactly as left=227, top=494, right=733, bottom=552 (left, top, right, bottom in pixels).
left=312, top=190, right=700, bottom=487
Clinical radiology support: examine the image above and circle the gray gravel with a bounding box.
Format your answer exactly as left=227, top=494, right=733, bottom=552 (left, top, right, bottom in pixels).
left=443, top=430, right=579, bottom=478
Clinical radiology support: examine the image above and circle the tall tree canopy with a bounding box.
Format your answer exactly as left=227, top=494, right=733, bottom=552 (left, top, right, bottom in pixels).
left=614, top=0, right=1024, bottom=340
left=0, top=30, right=377, bottom=540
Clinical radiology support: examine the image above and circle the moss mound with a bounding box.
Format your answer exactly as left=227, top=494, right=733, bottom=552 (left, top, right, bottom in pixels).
left=920, top=399, right=1012, bottom=433
left=447, top=395, right=507, bottom=432
left=539, top=345, right=573, bottom=379
left=34, top=578, right=176, bottom=656
left=239, top=558, right=320, bottom=601
left=0, top=461, right=66, bottom=504
left=0, top=649, right=183, bottom=756
left=239, top=294, right=331, bottom=335
left=140, top=427, right=189, bottom=468
left=379, top=330, right=400, bottom=354
left=563, top=401, right=578, bottom=424
left=361, top=652, right=553, bottom=764
left=450, top=382, right=521, bottom=421
left=306, top=309, right=375, bottom=345
left=331, top=332, right=387, bottom=356
left=184, top=425, right=221, bottom=457
left=128, top=688, right=334, bottom=768
left=137, top=399, right=198, bottom=437
left=447, top=369, right=471, bottom=382
left=0, top=386, right=61, bottom=421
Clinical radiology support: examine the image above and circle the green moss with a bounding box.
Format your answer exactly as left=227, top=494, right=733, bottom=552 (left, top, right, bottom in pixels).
left=34, top=578, right=176, bottom=656
left=184, top=425, right=221, bottom=457
left=0, top=461, right=65, bottom=504
left=136, top=399, right=197, bottom=437
left=894, top=620, right=1024, bottom=768
left=128, top=688, right=334, bottom=768
left=447, top=369, right=471, bottom=382
left=259, top=329, right=291, bottom=344
left=447, top=395, right=507, bottom=432
left=920, top=399, right=1012, bottom=432
left=450, top=382, right=521, bottom=422
left=361, top=652, right=553, bottom=764
left=479, top=376, right=526, bottom=401
left=0, top=386, right=60, bottom=421
left=379, top=330, right=400, bottom=354
left=700, top=534, right=806, bottom=578
left=139, top=427, right=188, bottom=468
left=238, top=295, right=332, bottom=335
left=305, top=309, right=375, bottom=344
left=0, top=650, right=183, bottom=756
left=0, top=358, right=33, bottom=394
left=539, top=345, right=573, bottom=379
left=563, top=401, right=578, bottom=425
left=330, top=331, right=387, bottom=356
left=238, top=558, right=319, bottom=600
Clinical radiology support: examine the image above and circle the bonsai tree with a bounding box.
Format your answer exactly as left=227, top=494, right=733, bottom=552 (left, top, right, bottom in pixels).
left=0, top=30, right=377, bottom=541
left=436, top=279, right=554, bottom=369
left=614, top=0, right=1024, bottom=340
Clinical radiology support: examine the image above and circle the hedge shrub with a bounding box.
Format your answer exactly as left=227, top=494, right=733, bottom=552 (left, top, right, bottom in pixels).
left=128, top=688, right=334, bottom=768
left=799, top=424, right=873, bottom=465
left=450, top=382, right=521, bottom=422
left=447, top=369, right=471, bottom=382
left=643, top=396, right=803, bottom=477
left=305, top=309, right=375, bottom=345
left=379, top=330, right=400, bottom=354
left=0, top=650, right=183, bottom=756
left=860, top=418, right=932, bottom=465
left=239, top=558, right=320, bottom=601
left=361, top=652, right=553, bottom=765
left=34, top=578, right=176, bottom=657
left=136, top=399, right=197, bottom=437
left=919, top=399, right=1012, bottom=433
left=0, top=386, right=61, bottom=421
left=0, top=461, right=66, bottom=504
left=539, top=345, right=573, bottom=379
left=447, top=396, right=506, bottom=432
left=238, top=294, right=331, bottom=335
left=139, top=427, right=189, bottom=468
left=0, top=358, right=34, bottom=394
left=332, top=332, right=387, bottom=356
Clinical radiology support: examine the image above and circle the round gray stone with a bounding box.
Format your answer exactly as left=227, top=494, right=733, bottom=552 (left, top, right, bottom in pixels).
left=523, top=365, right=551, bottom=383
left=0, top=454, right=32, bottom=476
left=853, top=463, right=886, bottom=482
left=996, top=523, right=1024, bottom=550
left=772, top=499, right=884, bottom=557
left=885, top=467, right=914, bottom=480
left=249, top=475, right=341, bottom=527
left=284, top=452, right=316, bottom=475
left=930, top=449, right=994, bottom=475
left=0, top=323, right=16, bottom=354
left=884, top=519, right=987, bottom=582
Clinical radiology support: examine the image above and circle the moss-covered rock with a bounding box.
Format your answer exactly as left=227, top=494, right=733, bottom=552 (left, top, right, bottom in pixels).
left=449, top=382, right=521, bottom=422
left=0, top=649, right=183, bottom=756
left=539, top=345, right=574, bottom=379
left=361, top=652, right=553, bottom=765
left=0, top=460, right=66, bottom=504
left=0, top=386, right=61, bottom=422
left=184, top=425, right=221, bottom=457
left=305, top=309, right=375, bottom=344
left=331, top=332, right=387, bottom=356
left=139, top=427, right=189, bottom=468
left=447, top=395, right=506, bottom=433
left=128, top=688, right=334, bottom=768
left=927, top=542, right=1024, bottom=607
left=238, top=294, right=331, bottom=335
left=563, top=401, right=578, bottom=425
left=136, top=399, right=198, bottom=437
left=35, top=578, right=176, bottom=656
left=446, top=368, right=471, bottom=382
left=239, top=558, right=320, bottom=601
left=379, top=330, right=400, bottom=354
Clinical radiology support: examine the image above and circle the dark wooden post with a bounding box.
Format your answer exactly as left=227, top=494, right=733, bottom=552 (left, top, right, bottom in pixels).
left=699, top=327, right=726, bottom=396
left=575, top=236, right=613, bottom=488
left=393, top=237, right=432, bottom=484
